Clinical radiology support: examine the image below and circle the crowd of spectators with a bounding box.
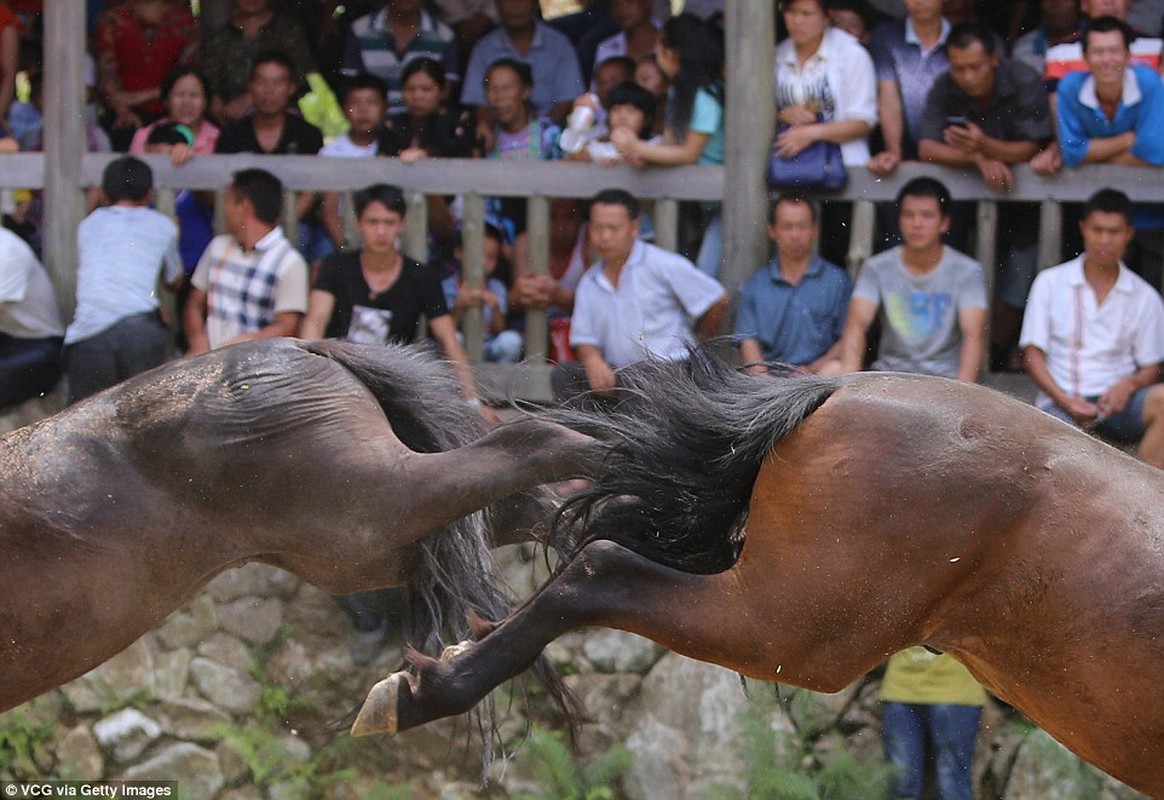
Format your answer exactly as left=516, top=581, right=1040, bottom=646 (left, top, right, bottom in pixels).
left=1, top=1, right=1163, bottom=412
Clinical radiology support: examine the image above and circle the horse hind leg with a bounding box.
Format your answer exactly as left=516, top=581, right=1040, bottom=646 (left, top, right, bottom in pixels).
left=350, top=539, right=770, bottom=736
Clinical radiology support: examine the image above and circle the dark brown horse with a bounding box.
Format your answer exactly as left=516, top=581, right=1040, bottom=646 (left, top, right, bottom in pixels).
left=353, top=352, right=1164, bottom=797
left=0, top=338, right=601, bottom=717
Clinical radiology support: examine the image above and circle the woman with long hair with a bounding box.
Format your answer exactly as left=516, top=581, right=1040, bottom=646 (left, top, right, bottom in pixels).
left=610, top=14, right=725, bottom=277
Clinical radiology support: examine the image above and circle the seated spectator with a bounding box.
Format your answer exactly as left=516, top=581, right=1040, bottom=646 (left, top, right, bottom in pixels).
left=588, top=0, right=661, bottom=91
left=200, top=0, right=316, bottom=125
left=64, top=157, right=182, bottom=404
left=591, top=54, right=636, bottom=104
left=431, top=0, right=497, bottom=69
left=1020, top=188, right=1164, bottom=468
left=183, top=168, right=309, bottom=355
left=216, top=51, right=329, bottom=267
left=1012, top=0, right=1080, bottom=76
left=917, top=22, right=1052, bottom=369
left=774, top=0, right=876, bottom=269
left=826, top=0, right=875, bottom=46
left=0, top=224, right=63, bottom=410
left=559, top=56, right=636, bottom=155
left=736, top=194, right=851, bottom=375
left=0, top=2, right=21, bottom=126
left=461, top=0, right=584, bottom=139
left=142, top=123, right=215, bottom=351
left=833, top=177, right=988, bottom=382
left=564, top=80, right=658, bottom=164
left=610, top=14, right=724, bottom=276
left=633, top=51, right=669, bottom=135
left=1032, top=16, right=1164, bottom=289
left=94, top=0, right=198, bottom=151
left=339, top=0, right=460, bottom=117
left=300, top=183, right=493, bottom=418
left=1042, top=0, right=1161, bottom=91
left=320, top=72, right=391, bottom=255
left=477, top=58, right=561, bottom=242
left=509, top=196, right=590, bottom=360
left=866, top=0, right=953, bottom=177
left=442, top=223, right=523, bottom=363
left=379, top=57, right=475, bottom=161
left=556, top=188, right=728, bottom=399
left=129, top=65, right=220, bottom=165
left=774, top=0, right=877, bottom=172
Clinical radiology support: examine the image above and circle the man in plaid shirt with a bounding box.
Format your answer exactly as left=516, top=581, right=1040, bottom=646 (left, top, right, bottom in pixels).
left=183, top=168, right=308, bottom=354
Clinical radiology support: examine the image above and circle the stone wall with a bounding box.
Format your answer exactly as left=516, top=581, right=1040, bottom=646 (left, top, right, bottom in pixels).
left=0, top=545, right=1147, bottom=799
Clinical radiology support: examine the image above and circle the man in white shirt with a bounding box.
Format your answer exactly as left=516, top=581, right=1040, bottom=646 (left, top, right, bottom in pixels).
left=1020, top=187, right=1164, bottom=467
left=559, top=188, right=728, bottom=399
left=0, top=227, right=64, bottom=409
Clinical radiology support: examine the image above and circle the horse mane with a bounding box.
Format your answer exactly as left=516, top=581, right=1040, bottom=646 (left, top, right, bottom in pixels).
left=544, top=348, right=839, bottom=574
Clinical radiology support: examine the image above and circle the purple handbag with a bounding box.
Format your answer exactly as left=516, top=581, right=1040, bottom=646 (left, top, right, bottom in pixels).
left=767, top=127, right=848, bottom=190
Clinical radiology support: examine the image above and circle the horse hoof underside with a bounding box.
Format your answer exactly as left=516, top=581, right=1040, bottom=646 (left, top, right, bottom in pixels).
left=351, top=671, right=412, bottom=737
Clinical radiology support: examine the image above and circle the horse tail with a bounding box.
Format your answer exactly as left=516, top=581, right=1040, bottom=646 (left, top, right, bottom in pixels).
left=543, top=349, right=839, bottom=573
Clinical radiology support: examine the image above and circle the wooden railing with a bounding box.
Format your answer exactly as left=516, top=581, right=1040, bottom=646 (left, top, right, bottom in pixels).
left=4, top=154, right=1162, bottom=400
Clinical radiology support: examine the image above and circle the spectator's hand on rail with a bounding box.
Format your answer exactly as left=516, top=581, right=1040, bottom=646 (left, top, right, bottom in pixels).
left=584, top=358, right=618, bottom=395
left=974, top=156, right=1014, bottom=193
left=867, top=150, right=900, bottom=176
left=399, top=147, right=428, bottom=164
left=1030, top=144, right=1062, bottom=175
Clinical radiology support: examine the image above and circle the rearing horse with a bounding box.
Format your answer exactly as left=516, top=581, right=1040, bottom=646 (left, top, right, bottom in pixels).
left=353, top=353, right=1164, bottom=797
left=0, top=338, right=602, bottom=717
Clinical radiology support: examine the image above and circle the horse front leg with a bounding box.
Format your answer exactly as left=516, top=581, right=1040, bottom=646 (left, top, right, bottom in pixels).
left=351, top=539, right=763, bottom=736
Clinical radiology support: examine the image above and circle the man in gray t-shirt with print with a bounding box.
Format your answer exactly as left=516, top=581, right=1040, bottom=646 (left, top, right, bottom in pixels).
left=831, top=177, right=988, bottom=381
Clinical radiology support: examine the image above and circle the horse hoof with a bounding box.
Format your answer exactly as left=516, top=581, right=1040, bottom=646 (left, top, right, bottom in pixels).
left=351, top=672, right=410, bottom=737
left=440, top=640, right=472, bottom=662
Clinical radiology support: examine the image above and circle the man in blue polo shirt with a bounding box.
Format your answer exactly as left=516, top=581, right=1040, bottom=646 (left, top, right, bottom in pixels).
left=461, top=0, right=583, bottom=131
left=736, top=195, right=851, bottom=374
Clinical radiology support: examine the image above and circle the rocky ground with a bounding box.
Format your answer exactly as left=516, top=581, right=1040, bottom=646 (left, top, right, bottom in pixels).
left=0, top=544, right=1148, bottom=799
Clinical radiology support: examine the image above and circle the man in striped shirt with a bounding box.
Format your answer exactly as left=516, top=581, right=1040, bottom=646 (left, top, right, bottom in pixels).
left=183, top=168, right=308, bottom=354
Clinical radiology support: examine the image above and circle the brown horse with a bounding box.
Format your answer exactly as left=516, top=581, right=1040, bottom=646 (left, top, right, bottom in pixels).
left=353, top=353, right=1164, bottom=797
left=0, top=338, right=601, bottom=717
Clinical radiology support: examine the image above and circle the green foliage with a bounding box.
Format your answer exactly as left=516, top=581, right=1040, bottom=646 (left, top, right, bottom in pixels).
left=212, top=723, right=357, bottom=794
left=1014, top=728, right=1104, bottom=800
left=0, top=704, right=56, bottom=775
left=709, top=699, right=894, bottom=800
left=513, top=727, right=633, bottom=800
left=361, top=780, right=417, bottom=800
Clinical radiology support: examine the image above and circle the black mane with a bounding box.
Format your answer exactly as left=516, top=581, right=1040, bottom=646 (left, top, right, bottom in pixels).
left=543, top=350, right=839, bottom=573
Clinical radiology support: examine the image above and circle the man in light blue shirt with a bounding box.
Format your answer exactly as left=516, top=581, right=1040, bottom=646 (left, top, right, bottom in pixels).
left=736, top=195, right=851, bottom=373
left=460, top=0, right=584, bottom=129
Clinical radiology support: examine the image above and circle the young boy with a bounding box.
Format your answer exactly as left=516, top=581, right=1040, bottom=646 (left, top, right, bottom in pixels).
left=442, top=223, right=523, bottom=363
left=833, top=177, right=988, bottom=381
left=64, top=156, right=183, bottom=403
left=321, top=73, right=390, bottom=253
